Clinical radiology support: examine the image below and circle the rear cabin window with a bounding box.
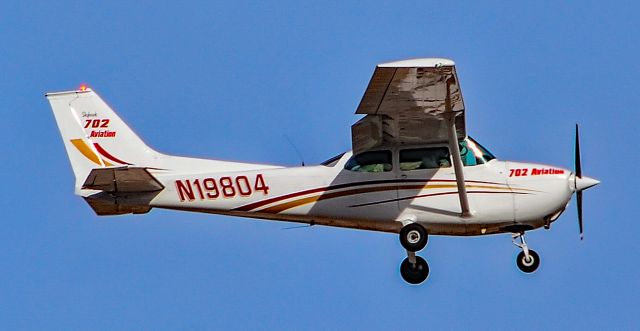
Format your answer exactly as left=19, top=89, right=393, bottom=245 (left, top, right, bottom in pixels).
left=321, top=153, right=345, bottom=167
left=400, top=147, right=451, bottom=171
left=344, top=150, right=392, bottom=172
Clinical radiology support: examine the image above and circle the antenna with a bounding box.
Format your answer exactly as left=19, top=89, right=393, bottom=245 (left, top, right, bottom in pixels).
left=284, top=134, right=305, bottom=166
left=282, top=221, right=315, bottom=230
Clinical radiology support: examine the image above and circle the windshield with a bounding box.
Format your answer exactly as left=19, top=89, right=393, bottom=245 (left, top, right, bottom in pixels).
left=459, top=137, right=495, bottom=166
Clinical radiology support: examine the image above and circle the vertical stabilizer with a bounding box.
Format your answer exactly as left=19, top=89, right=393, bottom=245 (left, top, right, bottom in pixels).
left=46, top=88, right=159, bottom=191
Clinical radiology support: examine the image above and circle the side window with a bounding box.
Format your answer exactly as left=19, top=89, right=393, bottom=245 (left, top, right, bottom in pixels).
left=400, top=147, right=451, bottom=171
left=344, top=150, right=392, bottom=172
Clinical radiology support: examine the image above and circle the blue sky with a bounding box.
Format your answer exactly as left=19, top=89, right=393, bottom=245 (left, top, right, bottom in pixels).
left=1, top=1, right=638, bottom=329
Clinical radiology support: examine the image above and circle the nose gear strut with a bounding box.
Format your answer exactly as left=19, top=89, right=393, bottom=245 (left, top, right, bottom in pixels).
left=512, top=232, right=540, bottom=273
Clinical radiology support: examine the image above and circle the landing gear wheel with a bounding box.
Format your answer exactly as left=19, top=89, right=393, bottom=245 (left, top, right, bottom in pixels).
left=400, top=256, right=430, bottom=284
left=516, top=250, right=540, bottom=273
left=399, top=223, right=428, bottom=252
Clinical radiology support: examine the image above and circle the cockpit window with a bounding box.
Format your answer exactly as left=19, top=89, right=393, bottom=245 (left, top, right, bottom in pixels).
left=321, top=153, right=345, bottom=167
left=344, top=150, right=392, bottom=172
left=459, top=137, right=496, bottom=166
left=400, top=147, right=451, bottom=171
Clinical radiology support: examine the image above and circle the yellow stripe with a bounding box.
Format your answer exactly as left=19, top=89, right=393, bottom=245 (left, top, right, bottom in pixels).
left=259, top=184, right=522, bottom=214
left=261, top=196, right=322, bottom=214
left=70, top=139, right=112, bottom=166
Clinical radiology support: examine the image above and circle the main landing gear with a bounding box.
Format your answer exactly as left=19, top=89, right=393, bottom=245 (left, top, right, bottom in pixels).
left=399, top=223, right=430, bottom=284
left=512, top=232, right=540, bottom=273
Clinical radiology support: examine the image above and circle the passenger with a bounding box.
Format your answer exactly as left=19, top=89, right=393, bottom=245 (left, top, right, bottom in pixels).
left=422, top=156, right=439, bottom=168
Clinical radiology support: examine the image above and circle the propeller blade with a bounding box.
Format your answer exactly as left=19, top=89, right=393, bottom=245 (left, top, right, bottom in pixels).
left=577, top=191, right=583, bottom=240
left=575, top=124, right=584, bottom=240
left=575, top=123, right=582, bottom=178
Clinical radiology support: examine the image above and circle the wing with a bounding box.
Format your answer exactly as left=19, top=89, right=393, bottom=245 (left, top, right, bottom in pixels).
left=351, top=58, right=465, bottom=154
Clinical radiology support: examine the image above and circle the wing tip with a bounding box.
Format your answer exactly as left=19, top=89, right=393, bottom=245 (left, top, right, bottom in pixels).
left=378, top=58, right=455, bottom=68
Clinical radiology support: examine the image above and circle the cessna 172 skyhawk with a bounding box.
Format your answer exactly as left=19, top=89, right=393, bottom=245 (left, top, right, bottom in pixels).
left=47, top=58, right=599, bottom=284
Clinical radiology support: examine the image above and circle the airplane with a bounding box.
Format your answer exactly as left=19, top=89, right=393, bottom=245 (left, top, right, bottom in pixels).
left=46, top=58, right=599, bottom=284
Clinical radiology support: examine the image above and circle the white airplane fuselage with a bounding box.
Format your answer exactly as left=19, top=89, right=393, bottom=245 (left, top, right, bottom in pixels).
left=148, top=151, right=576, bottom=236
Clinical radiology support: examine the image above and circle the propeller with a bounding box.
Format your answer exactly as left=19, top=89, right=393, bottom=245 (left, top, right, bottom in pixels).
left=573, top=124, right=600, bottom=239
left=575, top=124, right=583, bottom=240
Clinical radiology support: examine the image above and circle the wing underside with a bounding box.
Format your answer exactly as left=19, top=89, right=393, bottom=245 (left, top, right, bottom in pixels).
left=352, top=58, right=465, bottom=154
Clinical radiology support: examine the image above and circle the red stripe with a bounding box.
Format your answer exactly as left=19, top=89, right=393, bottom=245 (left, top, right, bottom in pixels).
left=350, top=190, right=530, bottom=208
left=93, top=143, right=132, bottom=165
left=234, top=186, right=330, bottom=212
left=233, top=179, right=507, bottom=212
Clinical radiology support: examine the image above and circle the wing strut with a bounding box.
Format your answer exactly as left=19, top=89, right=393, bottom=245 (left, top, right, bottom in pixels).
left=444, top=76, right=471, bottom=217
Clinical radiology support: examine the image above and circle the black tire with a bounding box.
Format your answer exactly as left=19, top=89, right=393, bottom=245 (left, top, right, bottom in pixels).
left=400, top=256, right=430, bottom=284
left=399, top=223, right=428, bottom=252
left=516, top=250, right=540, bottom=273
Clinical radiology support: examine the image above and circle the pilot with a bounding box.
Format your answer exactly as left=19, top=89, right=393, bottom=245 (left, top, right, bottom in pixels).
left=438, top=157, right=451, bottom=167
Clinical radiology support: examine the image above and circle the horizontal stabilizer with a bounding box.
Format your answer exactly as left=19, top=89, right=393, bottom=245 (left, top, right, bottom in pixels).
left=82, top=167, right=164, bottom=193
left=84, top=191, right=156, bottom=216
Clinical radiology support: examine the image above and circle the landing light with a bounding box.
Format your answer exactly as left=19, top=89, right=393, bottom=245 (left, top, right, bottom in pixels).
left=79, top=84, right=88, bottom=91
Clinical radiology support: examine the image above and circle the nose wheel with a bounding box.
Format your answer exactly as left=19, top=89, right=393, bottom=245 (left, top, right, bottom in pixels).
left=513, top=232, right=540, bottom=273
left=516, top=250, right=540, bottom=273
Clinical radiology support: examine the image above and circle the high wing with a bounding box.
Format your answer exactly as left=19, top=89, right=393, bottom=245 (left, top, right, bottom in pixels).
left=352, top=58, right=465, bottom=154
left=352, top=58, right=471, bottom=216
